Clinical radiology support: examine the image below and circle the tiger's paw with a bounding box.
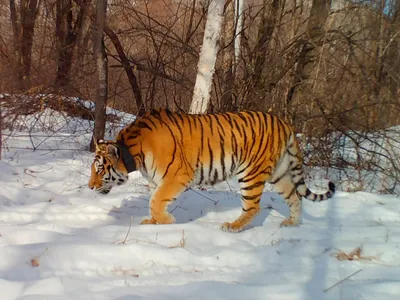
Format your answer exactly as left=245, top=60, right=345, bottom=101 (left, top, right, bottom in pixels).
left=280, top=218, right=300, bottom=227
left=140, top=213, right=175, bottom=225
left=140, top=217, right=157, bottom=225
left=220, top=222, right=243, bottom=233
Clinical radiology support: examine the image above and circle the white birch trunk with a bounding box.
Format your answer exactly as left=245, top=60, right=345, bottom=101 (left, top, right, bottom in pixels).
left=190, top=0, right=224, bottom=114
left=234, top=0, right=244, bottom=63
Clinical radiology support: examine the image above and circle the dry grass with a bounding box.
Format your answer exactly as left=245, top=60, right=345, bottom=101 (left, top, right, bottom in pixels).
left=111, top=266, right=139, bottom=277
left=114, top=218, right=187, bottom=249
left=333, top=246, right=379, bottom=262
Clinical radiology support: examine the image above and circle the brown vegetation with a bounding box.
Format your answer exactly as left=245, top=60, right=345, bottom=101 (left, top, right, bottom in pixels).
left=0, top=0, right=399, bottom=193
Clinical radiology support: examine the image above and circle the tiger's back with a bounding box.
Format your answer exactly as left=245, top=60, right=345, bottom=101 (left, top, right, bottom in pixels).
left=89, top=109, right=335, bottom=232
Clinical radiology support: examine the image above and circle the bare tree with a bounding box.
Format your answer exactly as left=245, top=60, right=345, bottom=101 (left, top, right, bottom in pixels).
left=219, top=0, right=236, bottom=111
left=9, top=0, right=40, bottom=89
left=9, top=0, right=21, bottom=87
left=74, top=0, right=145, bottom=117
left=285, top=0, right=332, bottom=121
left=91, top=0, right=108, bottom=151
left=20, top=0, right=40, bottom=89
left=55, top=0, right=88, bottom=91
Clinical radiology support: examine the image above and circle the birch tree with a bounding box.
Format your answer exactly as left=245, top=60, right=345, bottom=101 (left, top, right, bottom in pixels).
left=190, top=0, right=224, bottom=114
left=234, top=0, right=244, bottom=63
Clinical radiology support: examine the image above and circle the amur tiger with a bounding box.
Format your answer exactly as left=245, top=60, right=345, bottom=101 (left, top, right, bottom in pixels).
left=88, top=109, right=335, bottom=232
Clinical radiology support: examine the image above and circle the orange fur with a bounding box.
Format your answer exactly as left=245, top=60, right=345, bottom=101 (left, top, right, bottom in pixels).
left=88, top=109, right=335, bottom=232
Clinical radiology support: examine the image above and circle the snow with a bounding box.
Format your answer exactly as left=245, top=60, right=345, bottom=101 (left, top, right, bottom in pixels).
left=1, top=107, right=400, bottom=299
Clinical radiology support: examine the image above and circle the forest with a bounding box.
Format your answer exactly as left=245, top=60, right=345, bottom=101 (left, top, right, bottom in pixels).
left=0, top=0, right=399, bottom=194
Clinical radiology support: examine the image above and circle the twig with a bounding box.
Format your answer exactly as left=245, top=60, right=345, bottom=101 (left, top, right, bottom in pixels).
left=189, top=188, right=218, bottom=205
left=120, top=216, right=134, bottom=244
left=324, top=269, right=363, bottom=292
left=168, top=229, right=186, bottom=248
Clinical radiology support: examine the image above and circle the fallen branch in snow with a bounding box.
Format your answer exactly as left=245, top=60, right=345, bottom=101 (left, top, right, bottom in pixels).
left=324, top=269, right=363, bottom=292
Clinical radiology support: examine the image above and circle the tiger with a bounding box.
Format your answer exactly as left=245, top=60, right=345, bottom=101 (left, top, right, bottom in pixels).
left=88, top=109, right=335, bottom=232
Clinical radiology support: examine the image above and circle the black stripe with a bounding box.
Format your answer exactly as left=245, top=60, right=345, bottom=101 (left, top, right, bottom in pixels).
left=295, top=178, right=306, bottom=187
left=199, top=163, right=204, bottom=184
left=221, top=113, right=233, bottom=127
left=127, top=134, right=140, bottom=140
left=285, top=186, right=296, bottom=198
left=161, top=197, right=177, bottom=202
left=219, top=133, right=226, bottom=180
left=242, top=193, right=262, bottom=201
left=239, top=167, right=272, bottom=183
left=287, top=149, right=297, bottom=157
left=147, top=117, right=158, bottom=129
left=214, top=115, right=225, bottom=135
left=270, top=114, right=275, bottom=150
left=241, top=181, right=265, bottom=190
left=212, top=169, right=219, bottom=185
left=193, top=115, right=198, bottom=130
left=166, top=111, right=181, bottom=136
left=137, top=121, right=152, bottom=131
left=161, top=126, right=177, bottom=180
left=208, top=139, right=214, bottom=179
left=208, top=115, right=215, bottom=135
left=291, top=164, right=302, bottom=171
left=242, top=207, right=256, bottom=212
left=176, top=113, right=185, bottom=124
left=231, top=132, right=238, bottom=174
left=238, top=112, right=249, bottom=127
left=187, top=115, right=193, bottom=136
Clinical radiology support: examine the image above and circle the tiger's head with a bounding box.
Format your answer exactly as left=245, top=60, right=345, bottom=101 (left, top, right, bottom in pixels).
left=88, top=139, right=129, bottom=194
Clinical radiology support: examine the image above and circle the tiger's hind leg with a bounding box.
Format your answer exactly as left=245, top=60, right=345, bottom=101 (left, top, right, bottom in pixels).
left=141, top=176, right=190, bottom=225
left=221, top=174, right=268, bottom=233
left=273, top=174, right=302, bottom=227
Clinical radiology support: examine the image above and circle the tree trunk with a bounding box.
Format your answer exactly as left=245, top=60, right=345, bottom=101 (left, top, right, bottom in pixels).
left=103, top=26, right=145, bottom=117
left=91, top=0, right=108, bottom=152
left=73, top=0, right=145, bottom=117
left=55, top=0, right=88, bottom=91
left=190, top=0, right=224, bottom=114
left=9, top=0, right=22, bottom=88
left=20, top=0, right=40, bottom=89
left=234, top=0, right=244, bottom=63
left=285, top=0, right=332, bottom=121
left=220, top=0, right=236, bottom=111
left=251, top=0, right=280, bottom=88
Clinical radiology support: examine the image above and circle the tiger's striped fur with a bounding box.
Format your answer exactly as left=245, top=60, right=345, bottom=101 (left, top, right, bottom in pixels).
left=88, top=109, right=335, bottom=232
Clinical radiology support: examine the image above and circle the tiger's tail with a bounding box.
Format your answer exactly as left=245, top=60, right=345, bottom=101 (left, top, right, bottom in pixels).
left=287, top=134, right=336, bottom=202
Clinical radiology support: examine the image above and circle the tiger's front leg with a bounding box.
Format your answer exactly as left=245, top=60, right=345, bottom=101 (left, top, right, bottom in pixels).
left=140, top=177, right=190, bottom=225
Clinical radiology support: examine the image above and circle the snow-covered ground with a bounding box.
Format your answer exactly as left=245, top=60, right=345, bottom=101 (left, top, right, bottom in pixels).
left=1, top=109, right=400, bottom=299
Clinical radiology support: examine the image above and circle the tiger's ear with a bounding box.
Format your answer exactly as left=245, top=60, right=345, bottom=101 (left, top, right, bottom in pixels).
left=106, top=144, right=119, bottom=159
